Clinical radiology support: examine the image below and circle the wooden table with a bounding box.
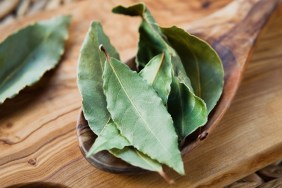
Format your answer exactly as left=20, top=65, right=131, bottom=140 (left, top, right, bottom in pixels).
left=0, top=0, right=282, bottom=187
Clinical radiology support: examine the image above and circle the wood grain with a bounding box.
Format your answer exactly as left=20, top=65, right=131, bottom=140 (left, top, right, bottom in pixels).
left=0, top=0, right=282, bottom=187
left=0, top=0, right=19, bottom=19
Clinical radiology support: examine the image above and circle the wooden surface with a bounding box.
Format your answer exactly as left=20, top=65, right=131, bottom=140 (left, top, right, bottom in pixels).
left=0, top=0, right=81, bottom=26
left=0, top=0, right=282, bottom=187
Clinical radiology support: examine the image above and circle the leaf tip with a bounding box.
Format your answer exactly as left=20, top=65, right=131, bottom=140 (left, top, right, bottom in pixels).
left=112, top=3, right=146, bottom=16
left=86, top=151, right=93, bottom=158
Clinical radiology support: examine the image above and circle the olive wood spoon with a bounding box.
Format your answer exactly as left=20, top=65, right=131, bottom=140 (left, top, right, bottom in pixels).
left=76, top=0, right=280, bottom=174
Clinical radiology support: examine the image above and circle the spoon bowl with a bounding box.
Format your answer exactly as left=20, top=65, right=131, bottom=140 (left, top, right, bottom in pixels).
left=76, top=0, right=280, bottom=173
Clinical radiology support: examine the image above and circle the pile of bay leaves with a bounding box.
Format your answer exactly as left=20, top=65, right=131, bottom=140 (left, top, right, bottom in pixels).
left=77, top=3, right=224, bottom=179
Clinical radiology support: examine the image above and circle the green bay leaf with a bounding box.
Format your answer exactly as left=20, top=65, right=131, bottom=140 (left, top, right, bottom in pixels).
left=103, top=57, right=184, bottom=175
left=113, top=3, right=208, bottom=140
left=112, top=3, right=161, bottom=35
left=113, top=3, right=165, bottom=68
left=169, top=56, right=207, bottom=140
left=78, top=22, right=119, bottom=134
left=0, top=15, right=71, bottom=104
left=113, top=3, right=172, bottom=105
left=87, top=120, right=163, bottom=173
left=162, top=26, right=224, bottom=113
left=110, top=147, right=162, bottom=172
left=139, top=53, right=171, bottom=104
left=87, top=121, right=130, bottom=155
left=79, top=22, right=163, bottom=173
left=87, top=121, right=163, bottom=172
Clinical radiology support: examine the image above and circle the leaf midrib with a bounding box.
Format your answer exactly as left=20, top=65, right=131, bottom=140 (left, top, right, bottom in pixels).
left=150, top=53, right=165, bottom=85
left=136, top=150, right=161, bottom=171
left=107, top=58, right=170, bottom=157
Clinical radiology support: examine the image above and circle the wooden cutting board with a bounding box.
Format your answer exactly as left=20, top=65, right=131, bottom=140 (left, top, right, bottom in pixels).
left=0, top=0, right=282, bottom=187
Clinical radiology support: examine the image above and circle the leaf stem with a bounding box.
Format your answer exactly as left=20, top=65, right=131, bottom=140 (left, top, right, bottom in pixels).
left=99, top=44, right=110, bottom=62
left=158, top=170, right=175, bottom=184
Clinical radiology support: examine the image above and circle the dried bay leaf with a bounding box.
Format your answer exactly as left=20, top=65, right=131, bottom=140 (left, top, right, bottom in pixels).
left=113, top=3, right=165, bottom=69
left=78, top=22, right=163, bottom=173
left=0, top=15, right=71, bottom=104
left=168, top=55, right=208, bottom=139
left=77, top=22, right=119, bottom=134
left=138, top=52, right=207, bottom=139
left=88, top=122, right=163, bottom=173
left=162, top=26, right=224, bottom=113
left=113, top=3, right=172, bottom=105
left=102, top=55, right=184, bottom=175
left=139, top=53, right=171, bottom=104
left=87, top=121, right=130, bottom=155
left=110, top=147, right=163, bottom=173
left=113, top=4, right=208, bottom=140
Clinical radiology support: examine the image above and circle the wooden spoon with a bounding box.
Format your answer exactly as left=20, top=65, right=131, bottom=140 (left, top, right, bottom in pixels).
left=77, top=0, right=280, bottom=173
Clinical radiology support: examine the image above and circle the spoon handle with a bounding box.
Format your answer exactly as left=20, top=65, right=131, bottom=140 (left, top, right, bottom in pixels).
left=180, top=0, right=280, bottom=154
left=187, top=0, right=280, bottom=66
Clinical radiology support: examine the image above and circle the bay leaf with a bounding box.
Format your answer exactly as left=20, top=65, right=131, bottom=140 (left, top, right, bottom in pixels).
left=110, top=147, right=163, bottom=173
left=113, top=3, right=165, bottom=68
left=0, top=15, right=71, bottom=104
left=88, top=122, right=163, bottom=173
left=112, top=3, right=161, bottom=35
left=102, top=55, right=184, bottom=175
left=113, top=4, right=208, bottom=139
left=78, top=22, right=163, bottom=173
left=139, top=53, right=171, bottom=104
left=87, top=52, right=173, bottom=173
left=87, top=120, right=164, bottom=173
left=77, top=21, right=119, bottom=134
left=85, top=108, right=164, bottom=174
left=168, top=55, right=208, bottom=140
left=113, top=4, right=172, bottom=105
left=87, top=120, right=130, bottom=155
left=162, top=26, right=224, bottom=113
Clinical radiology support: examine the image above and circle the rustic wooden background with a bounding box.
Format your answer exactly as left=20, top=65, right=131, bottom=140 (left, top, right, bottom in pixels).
left=0, top=0, right=281, bottom=187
